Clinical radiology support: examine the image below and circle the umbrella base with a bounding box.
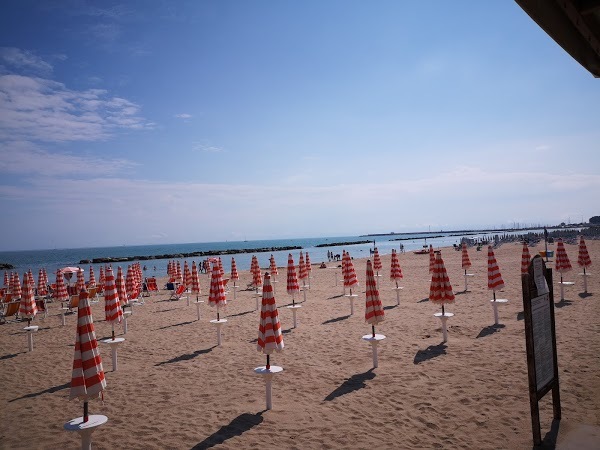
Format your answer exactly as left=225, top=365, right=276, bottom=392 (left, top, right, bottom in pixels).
left=463, top=273, right=474, bottom=291
left=60, top=307, right=69, bottom=326
left=64, top=415, right=108, bottom=450
left=210, top=319, right=227, bottom=346
left=24, top=325, right=38, bottom=352
left=254, top=365, right=283, bottom=410
left=362, top=334, right=386, bottom=368
left=489, top=299, right=508, bottom=325
left=433, top=312, right=454, bottom=342
left=558, top=281, right=575, bottom=301
left=100, top=337, right=125, bottom=371
left=287, top=304, right=302, bottom=328
left=579, top=273, right=591, bottom=293
left=194, top=300, right=204, bottom=321
left=344, top=294, right=358, bottom=315
left=253, top=291, right=262, bottom=310
left=122, top=311, right=132, bottom=334
left=392, top=286, right=403, bottom=305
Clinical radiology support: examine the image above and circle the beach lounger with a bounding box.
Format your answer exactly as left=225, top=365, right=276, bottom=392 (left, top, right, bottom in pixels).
left=146, top=277, right=159, bottom=295
left=35, top=297, right=48, bottom=318
left=170, top=284, right=188, bottom=301
left=62, top=294, right=79, bottom=313
left=0, top=301, right=20, bottom=324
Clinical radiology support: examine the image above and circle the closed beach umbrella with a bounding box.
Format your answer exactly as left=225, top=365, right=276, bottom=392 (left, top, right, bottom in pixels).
left=555, top=238, right=572, bottom=275
left=3, top=271, right=8, bottom=288
left=104, top=266, right=123, bottom=339
left=116, top=266, right=128, bottom=307
left=191, top=261, right=201, bottom=301
left=269, top=254, right=278, bottom=277
left=373, top=248, right=382, bottom=273
left=429, top=245, right=435, bottom=274
left=42, top=268, right=48, bottom=288
left=28, top=269, right=35, bottom=290
left=98, top=266, right=105, bottom=288
left=230, top=257, right=239, bottom=283
left=69, top=288, right=106, bottom=423
left=429, top=252, right=455, bottom=315
left=521, top=242, right=531, bottom=275
left=88, top=266, right=96, bottom=289
left=305, top=252, right=312, bottom=278
left=208, top=263, right=227, bottom=320
left=298, top=251, right=308, bottom=285
left=37, top=269, right=48, bottom=297
left=578, top=236, right=592, bottom=270
left=12, top=272, right=22, bottom=299
left=487, top=246, right=505, bottom=301
left=251, top=256, right=263, bottom=291
left=461, top=242, right=472, bottom=272
left=257, top=273, right=284, bottom=369
left=286, top=253, right=300, bottom=304
left=183, top=261, right=192, bottom=288
left=125, top=265, right=135, bottom=294
left=390, top=249, right=403, bottom=287
left=365, top=260, right=385, bottom=337
left=55, top=270, right=69, bottom=303
left=218, top=258, right=225, bottom=278
left=76, top=269, right=86, bottom=293
left=19, top=273, right=37, bottom=326
left=343, top=251, right=359, bottom=294
left=176, top=261, right=183, bottom=284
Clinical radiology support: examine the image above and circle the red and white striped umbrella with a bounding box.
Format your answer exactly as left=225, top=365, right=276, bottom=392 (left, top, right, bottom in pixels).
left=305, top=252, right=312, bottom=278
left=176, top=261, right=183, bottom=283
left=365, top=260, right=385, bottom=327
left=555, top=238, right=572, bottom=274
left=19, top=272, right=37, bottom=324
left=183, top=261, right=192, bottom=287
left=251, top=256, right=262, bottom=290
left=41, top=268, right=48, bottom=287
left=373, top=248, right=382, bottom=273
left=578, top=236, right=592, bottom=269
left=269, top=255, right=278, bottom=276
left=55, top=270, right=69, bottom=303
left=28, top=269, right=35, bottom=290
left=487, top=246, right=505, bottom=292
left=125, top=265, right=135, bottom=294
left=69, top=289, right=106, bottom=422
left=429, top=245, right=435, bottom=274
left=218, top=258, right=225, bottom=278
left=191, top=261, right=201, bottom=300
left=461, top=242, right=472, bottom=270
left=257, top=273, right=284, bottom=369
left=88, top=266, right=96, bottom=289
left=76, top=269, right=86, bottom=293
left=343, top=251, right=359, bottom=292
left=286, top=253, right=300, bottom=299
left=208, top=263, right=227, bottom=320
left=116, top=266, right=128, bottom=306
left=521, top=242, right=531, bottom=275
left=37, top=269, right=48, bottom=297
left=298, top=251, right=308, bottom=282
left=230, top=257, right=239, bottom=282
left=12, top=272, right=22, bottom=299
left=3, top=271, right=8, bottom=288
left=98, top=266, right=105, bottom=288
left=390, top=249, right=403, bottom=286
left=429, top=252, right=455, bottom=305
left=342, top=250, right=347, bottom=276
left=167, top=260, right=173, bottom=278
left=104, top=267, right=123, bottom=336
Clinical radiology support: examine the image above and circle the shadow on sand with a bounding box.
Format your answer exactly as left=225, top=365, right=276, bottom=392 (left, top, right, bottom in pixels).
left=578, top=292, right=592, bottom=299
left=413, top=343, right=447, bottom=364
left=417, top=297, right=429, bottom=303
left=226, top=310, right=255, bottom=319
left=155, top=346, right=216, bottom=366
left=191, top=411, right=265, bottom=449
left=156, top=320, right=194, bottom=330
left=324, top=369, right=375, bottom=401
left=0, top=352, right=25, bottom=361
left=322, top=315, right=351, bottom=325
left=517, top=311, right=525, bottom=321
left=9, top=381, right=70, bottom=402
left=554, top=299, right=573, bottom=309
left=476, top=324, right=506, bottom=339
left=383, top=304, right=398, bottom=311
left=537, top=418, right=560, bottom=449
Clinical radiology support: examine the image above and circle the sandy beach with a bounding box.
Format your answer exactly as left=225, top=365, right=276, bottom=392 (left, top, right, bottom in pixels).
left=1, top=240, right=598, bottom=449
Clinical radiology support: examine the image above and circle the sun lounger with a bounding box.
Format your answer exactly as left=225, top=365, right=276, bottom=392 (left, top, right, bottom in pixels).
left=1, top=301, right=20, bottom=324
left=170, top=284, right=188, bottom=301
left=62, top=294, right=79, bottom=313
left=35, top=297, right=48, bottom=318
left=146, top=277, right=159, bottom=295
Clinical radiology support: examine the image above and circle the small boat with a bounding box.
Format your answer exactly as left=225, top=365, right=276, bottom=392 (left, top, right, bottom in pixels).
left=413, top=249, right=428, bottom=255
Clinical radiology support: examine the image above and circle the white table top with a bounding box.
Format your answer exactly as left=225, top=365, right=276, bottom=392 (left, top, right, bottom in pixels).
left=490, top=299, right=509, bottom=304
left=287, top=304, right=302, bottom=309
left=101, top=337, right=125, bottom=345
left=434, top=312, right=455, bottom=318
left=23, top=325, right=39, bottom=332
left=64, top=414, right=108, bottom=431
left=558, top=281, right=575, bottom=286
left=210, top=319, right=228, bottom=324
left=344, top=294, right=358, bottom=298
left=362, top=333, right=386, bottom=342
left=392, top=286, right=404, bottom=290
left=254, top=365, right=283, bottom=375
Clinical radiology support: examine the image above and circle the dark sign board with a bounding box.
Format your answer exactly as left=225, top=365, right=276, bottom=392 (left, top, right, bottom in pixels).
left=521, top=255, right=561, bottom=446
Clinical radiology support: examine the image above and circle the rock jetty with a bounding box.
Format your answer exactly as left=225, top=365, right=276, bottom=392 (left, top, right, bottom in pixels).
left=314, top=240, right=372, bottom=248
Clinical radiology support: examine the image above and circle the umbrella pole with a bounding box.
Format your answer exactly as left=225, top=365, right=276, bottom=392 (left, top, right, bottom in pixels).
left=372, top=325, right=375, bottom=338
left=292, top=294, right=295, bottom=307
left=492, top=291, right=496, bottom=302
left=266, top=354, right=270, bottom=370
left=217, top=305, right=220, bottom=321
left=111, top=324, right=115, bottom=340
left=83, top=401, right=89, bottom=423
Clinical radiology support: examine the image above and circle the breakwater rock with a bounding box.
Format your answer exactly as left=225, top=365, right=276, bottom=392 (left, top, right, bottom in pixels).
left=314, top=240, right=372, bottom=248
left=79, top=245, right=302, bottom=265
left=0, top=263, right=15, bottom=270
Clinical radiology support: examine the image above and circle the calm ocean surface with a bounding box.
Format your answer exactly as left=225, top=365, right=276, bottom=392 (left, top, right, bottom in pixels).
left=0, top=231, right=536, bottom=278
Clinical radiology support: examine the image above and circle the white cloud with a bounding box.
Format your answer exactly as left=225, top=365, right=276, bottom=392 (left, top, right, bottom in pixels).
left=175, top=113, right=192, bottom=119
left=0, top=74, right=153, bottom=143
left=0, top=47, right=53, bottom=73
left=192, top=142, right=224, bottom=153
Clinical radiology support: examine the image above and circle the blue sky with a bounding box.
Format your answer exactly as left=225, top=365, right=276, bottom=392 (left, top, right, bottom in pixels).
left=1, top=1, right=599, bottom=251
